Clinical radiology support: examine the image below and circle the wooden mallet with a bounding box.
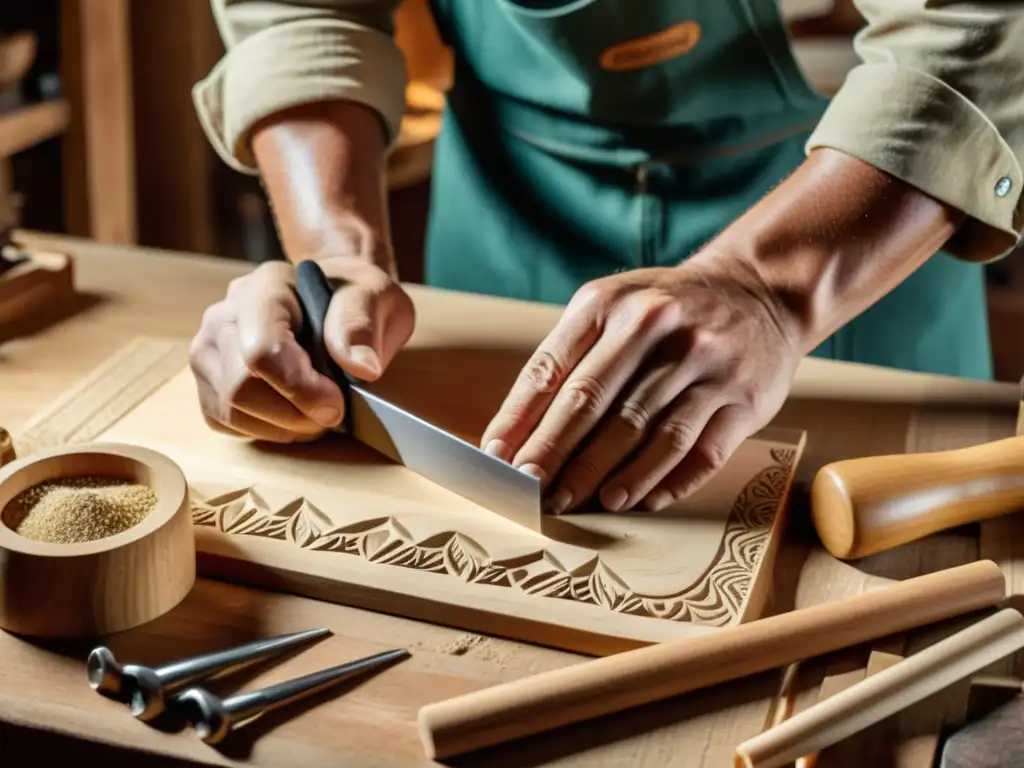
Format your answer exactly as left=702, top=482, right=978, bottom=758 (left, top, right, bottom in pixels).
left=811, top=433, right=1024, bottom=560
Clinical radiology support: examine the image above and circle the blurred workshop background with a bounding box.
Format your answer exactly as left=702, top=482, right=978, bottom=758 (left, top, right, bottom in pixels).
left=1, top=0, right=1022, bottom=379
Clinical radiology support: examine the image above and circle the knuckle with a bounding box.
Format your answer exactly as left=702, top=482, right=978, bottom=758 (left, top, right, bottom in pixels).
left=187, top=332, right=208, bottom=369
left=561, top=375, right=606, bottom=417
left=239, top=338, right=281, bottom=378
left=617, top=400, right=652, bottom=434
left=225, top=275, right=250, bottom=301
left=697, top=441, right=730, bottom=472
left=197, top=302, right=227, bottom=333
left=734, top=384, right=763, bottom=412
left=650, top=295, right=685, bottom=327
left=618, top=292, right=683, bottom=335
left=522, top=436, right=568, bottom=474
left=658, top=419, right=699, bottom=455
left=521, top=350, right=564, bottom=394
left=571, top=280, right=605, bottom=308
left=561, top=457, right=603, bottom=491
left=687, top=327, right=719, bottom=354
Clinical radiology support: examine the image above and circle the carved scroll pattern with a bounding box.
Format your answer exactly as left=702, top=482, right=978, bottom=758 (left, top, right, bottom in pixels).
left=191, top=447, right=795, bottom=626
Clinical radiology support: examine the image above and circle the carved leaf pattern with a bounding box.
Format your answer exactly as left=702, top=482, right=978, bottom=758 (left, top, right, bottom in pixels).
left=286, top=499, right=333, bottom=548
left=442, top=533, right=486, bottom=582
left=189, top=452, right=795, bottom=627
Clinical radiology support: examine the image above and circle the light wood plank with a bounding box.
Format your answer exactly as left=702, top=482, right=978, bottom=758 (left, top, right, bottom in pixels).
left=61, top=0, right=136, bottom=244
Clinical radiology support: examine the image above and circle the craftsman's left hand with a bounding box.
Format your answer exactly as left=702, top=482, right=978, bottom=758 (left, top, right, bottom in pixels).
left=479, top=250, right=803, bottom=514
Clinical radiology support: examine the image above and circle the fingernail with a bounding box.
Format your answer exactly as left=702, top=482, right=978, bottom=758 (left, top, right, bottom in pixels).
left=645, top=490, right=674, bottom=512
left=484, top=439, right=511, bottom=461
left=312, top=406, right=342, bottom=427
left=349, top=345, right=381, bottom=376
left=519, top=463, right=547, bottom=483
left=599, top=486, right=628, bottom=513
left=546, top=489, right=573, bottom=516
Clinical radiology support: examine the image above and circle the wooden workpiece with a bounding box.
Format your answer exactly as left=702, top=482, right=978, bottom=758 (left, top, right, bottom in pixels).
left=3, top=232, right=1024, bottom=766
left=50, top=337, right=803, bottom=654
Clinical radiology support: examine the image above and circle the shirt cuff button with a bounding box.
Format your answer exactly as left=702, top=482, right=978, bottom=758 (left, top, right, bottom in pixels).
left=995, top=177, right=1013, bottom=198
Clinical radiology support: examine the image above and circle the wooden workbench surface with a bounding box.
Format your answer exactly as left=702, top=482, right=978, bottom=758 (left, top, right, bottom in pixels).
left=2, top=232, right=1022, bottom=767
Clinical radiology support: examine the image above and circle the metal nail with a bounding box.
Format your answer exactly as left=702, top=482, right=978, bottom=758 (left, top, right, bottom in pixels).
left=175, top=647, right=410, bottom=744
left=87, top=627, right=332, bottom=721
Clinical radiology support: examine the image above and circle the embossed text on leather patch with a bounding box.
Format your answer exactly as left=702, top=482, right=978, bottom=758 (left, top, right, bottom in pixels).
left=599, top=21, right=701, bottom=72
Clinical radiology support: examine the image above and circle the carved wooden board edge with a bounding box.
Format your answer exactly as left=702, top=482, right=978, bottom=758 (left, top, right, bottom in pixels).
left=12, top=336, right=188, bottom=456
left=176, top=427, right=806, bottom=650
left=736, top=426, right=808, bottom=625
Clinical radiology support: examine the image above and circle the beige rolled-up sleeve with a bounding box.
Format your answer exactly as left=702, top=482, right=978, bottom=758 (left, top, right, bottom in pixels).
left=194, top=0, right=407, bottom=175
left=806, top=0, right=1024, bottom=262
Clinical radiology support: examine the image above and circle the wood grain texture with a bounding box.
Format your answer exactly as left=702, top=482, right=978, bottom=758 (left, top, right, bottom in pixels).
left=0, top=442, right=195, bottom=636
left=61, top=0, right=137, bottom=244
left=10, top=337, right=187, bottom=456
left=20, top=336, right=804, bottom=653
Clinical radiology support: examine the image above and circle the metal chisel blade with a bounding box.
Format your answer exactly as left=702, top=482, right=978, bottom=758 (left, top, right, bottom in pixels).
left=346, top=385, right=543, bottom=532
left=292, top=258, right=542, bottom=532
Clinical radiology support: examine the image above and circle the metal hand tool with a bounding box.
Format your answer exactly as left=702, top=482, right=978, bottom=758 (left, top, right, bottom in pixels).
left=175, top=647, right=410, bottom=744
left=87, top=627, right=331, bottom=721
left=293, top=259, right=543, bottom=532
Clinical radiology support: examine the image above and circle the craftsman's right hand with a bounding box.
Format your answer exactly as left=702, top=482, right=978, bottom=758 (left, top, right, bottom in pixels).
left=188, top=256, right=415, bottom=442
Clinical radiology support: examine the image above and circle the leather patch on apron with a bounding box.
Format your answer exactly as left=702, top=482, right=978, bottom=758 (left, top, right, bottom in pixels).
left=599, top=21, right=701, bottom=72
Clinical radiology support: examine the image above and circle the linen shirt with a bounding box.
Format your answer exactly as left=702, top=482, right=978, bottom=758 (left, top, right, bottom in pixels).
left=194, top=0, right=1024, bottom=263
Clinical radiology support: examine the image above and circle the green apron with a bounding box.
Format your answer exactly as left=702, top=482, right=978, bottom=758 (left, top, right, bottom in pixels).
left=422, top=0, right=993, bottom=380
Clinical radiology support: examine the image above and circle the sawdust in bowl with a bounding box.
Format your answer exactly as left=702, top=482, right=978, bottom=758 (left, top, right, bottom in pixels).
left=5, top=475, right=157, bottom=544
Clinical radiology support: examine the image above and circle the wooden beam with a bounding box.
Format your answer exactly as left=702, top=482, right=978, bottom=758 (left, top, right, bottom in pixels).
left=60, top=0, right=136, bottom=244
left=129, top=0, right=222, bottom=255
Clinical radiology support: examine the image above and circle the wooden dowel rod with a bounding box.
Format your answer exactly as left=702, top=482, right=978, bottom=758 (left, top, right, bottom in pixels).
left=733, top=608, right=1024, bottom=768
left=417, top=560, right=1006, bottom=759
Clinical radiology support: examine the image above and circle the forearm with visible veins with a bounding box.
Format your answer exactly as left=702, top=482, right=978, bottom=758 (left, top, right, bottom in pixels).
left=250, top=100, right=396, bottom=276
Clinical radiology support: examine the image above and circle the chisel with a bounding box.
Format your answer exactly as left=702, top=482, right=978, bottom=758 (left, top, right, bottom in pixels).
left=293, top=259, right=542, bottom=532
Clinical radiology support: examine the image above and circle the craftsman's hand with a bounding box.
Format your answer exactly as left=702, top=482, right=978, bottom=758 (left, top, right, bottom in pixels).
left=479, top=251, right=802, bottom=514
left=188, top=256, right=414, bottom=442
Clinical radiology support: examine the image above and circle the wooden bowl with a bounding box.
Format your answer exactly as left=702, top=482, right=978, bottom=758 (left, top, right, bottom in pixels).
left=0, top=442, right=195, bottom=637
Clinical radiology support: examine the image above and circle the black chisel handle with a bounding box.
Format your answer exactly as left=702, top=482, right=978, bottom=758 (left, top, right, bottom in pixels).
left=293, top=259, right=366, bottom=434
